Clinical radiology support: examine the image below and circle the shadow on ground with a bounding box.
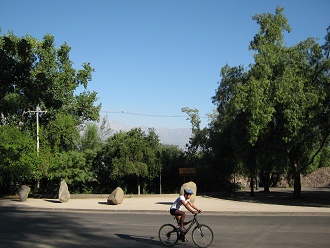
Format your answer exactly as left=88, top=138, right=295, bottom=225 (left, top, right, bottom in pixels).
left=115, top=233, right=195, bottom=247
left=44, top=199, right=61, bottom=203
left=155, top=202, right=173, bottom=205
left=201, top=187, right=330, bottom=208
left=115, top=233, right=161, bottom=246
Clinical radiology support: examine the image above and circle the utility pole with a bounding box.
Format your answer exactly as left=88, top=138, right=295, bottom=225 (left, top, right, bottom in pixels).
left=25, top=105, right=47, bottom=153
left=159, top=168, right=162, bottom=194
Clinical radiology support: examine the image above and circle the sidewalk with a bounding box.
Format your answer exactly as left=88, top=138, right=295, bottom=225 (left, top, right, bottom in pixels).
left=1, top=187, right=329, bottom=215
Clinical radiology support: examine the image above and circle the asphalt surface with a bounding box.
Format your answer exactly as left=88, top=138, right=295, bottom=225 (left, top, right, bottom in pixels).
left=1, top=187, right=330, bottom=215
left=1, top=211, right=330, bottom=248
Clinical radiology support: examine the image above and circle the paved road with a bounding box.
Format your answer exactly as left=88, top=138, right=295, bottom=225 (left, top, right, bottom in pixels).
left=1, top=210, right=329, bottom=247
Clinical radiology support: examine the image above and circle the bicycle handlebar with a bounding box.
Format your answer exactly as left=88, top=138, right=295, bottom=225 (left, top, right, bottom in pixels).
left=193, top=210, right=202, bottom=215
left=193, top=212, right=201, bottom=217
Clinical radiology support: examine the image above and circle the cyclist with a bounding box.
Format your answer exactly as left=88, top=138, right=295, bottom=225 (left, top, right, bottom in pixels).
left=170, top=189, right=202, bottom=234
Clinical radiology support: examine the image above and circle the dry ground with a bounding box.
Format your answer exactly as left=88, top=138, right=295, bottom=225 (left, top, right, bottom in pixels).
left=302, top=167, right=330, bottom=187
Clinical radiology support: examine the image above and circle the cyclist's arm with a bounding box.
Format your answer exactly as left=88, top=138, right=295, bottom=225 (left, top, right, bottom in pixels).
left=180, top=199, right=195, bottom=214
left=188, top=201, right=203, bottom=213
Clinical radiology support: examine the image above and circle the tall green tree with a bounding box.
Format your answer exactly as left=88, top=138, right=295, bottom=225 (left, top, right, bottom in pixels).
left=78, top=117, right=112, bottom=193
left=212, top=7, right=330, bottom=197
left=0, top=31, right=101, bottom=193
left=158, top=144, right=186, bottom=193
left=80, top=122, right=103, bottom=152
left=0, top=31, right=101, bottom=127
left=100, top=128, right=160, bottom=194
left=247, top=7, right=330, bottom=197
left=181, top=107, right=209, bottom=153
left=51, top=150, right=94, bottom=193
left=211, top=64, right=256, bottom=193
left=0, top=126, right=38, bottom=195
left=46, top=113, right=80, bottom=153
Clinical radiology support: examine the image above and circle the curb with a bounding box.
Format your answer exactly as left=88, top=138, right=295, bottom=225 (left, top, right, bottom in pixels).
left=2, top=206, right=330, bottom=216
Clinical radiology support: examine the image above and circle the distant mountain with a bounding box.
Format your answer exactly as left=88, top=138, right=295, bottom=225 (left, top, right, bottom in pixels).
left=108, top=120, right=192, bottom=149
left=154, top=127, right=192, bottom=148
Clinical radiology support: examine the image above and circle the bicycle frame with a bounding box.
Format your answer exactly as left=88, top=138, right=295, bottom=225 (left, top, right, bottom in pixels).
left=182, top=214, right=199, bottom=234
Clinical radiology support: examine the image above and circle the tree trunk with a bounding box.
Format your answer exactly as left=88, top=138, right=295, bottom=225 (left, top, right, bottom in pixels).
left=248, top=148, right=257, bottom=197
left=137, top=176, right=141, bottom=195
left=250, top=176, right=255, bottom=197
left=264, top=172, right=270, bottom=193
left=293, top=172, right=301, bottom=198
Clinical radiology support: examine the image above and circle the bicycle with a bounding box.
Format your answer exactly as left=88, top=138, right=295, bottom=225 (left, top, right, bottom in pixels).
left=158, top=213, right=214, bottom=247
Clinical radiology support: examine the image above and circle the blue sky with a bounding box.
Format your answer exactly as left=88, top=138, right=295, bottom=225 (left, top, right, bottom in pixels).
left=1, top=0, right=329, bottom=129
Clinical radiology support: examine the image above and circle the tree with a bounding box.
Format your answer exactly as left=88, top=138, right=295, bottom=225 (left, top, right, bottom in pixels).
left=181, top=107, right=222, bottom=192
left=158, top=144, right=186, bottom=193
left=211, top=64, right=257, bottom=194
left=212, top=7, right=330, bottom=197
left=46, top=113, right=80, bottom=153
left=51, top=150, right=94, bottom=193
left=80, top=122, right=103, bottom=152
left=317, top=145, right=330, bottom=169
left=0, top=31, right=101, bottom=128
left=247, top=8, right=330, bottom=197
left=101, top=128, right=160, bottom=194
left=0, top=126, right=38, bottom=195
left=79, top=117, right=112, bottom=193
left=234, top=7, right=292, bottom=195
left=181, top=107, right=209, bottom=153
left=0, top=31, right=101, bottom=193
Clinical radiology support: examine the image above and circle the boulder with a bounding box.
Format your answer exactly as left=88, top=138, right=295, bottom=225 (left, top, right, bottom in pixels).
left=107, top=187, right=124, bottom=205
left=58, top=180, right=70, bottom=203
left=19, top=185, right=30, bottom=202
left=180, top=181, right=197, bottom=203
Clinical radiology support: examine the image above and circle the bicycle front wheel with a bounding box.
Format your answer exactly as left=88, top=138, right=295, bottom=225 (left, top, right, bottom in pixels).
left=158, top=224, right=179, bottom=246
left=192, top=224, right=214, bottom=247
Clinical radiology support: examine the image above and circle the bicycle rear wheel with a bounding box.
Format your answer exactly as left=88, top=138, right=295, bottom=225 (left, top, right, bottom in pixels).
left=192, top=224, right=214, bottom=247
left=158, top=224, right=179, bottom=246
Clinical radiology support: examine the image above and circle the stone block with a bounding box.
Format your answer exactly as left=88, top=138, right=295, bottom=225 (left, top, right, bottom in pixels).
left=107, top=187, right=124, bottom=205
left=58, top=180, right=70, bottom=203
left=19, top=185, right=30, bottom=202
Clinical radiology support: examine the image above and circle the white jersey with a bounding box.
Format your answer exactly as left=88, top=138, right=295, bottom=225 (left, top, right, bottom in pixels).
left=170, top=195, right=190, bottom=210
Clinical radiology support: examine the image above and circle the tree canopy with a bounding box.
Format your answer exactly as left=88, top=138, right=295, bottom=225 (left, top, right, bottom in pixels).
left=97, top=128, right=160, bottom=194
left=0, top=32, right=101, bottom=127
left=1, top=7, right=329, bottom=197
left=210, top=6, right=330, bottom=197
left=0, top=31, right=101, bottom=194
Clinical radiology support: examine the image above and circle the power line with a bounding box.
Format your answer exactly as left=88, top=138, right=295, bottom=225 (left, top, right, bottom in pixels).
left=100, top=110, right=208, bottom=118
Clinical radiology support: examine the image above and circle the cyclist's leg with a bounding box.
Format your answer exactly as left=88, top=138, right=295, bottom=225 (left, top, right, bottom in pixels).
left=174, top=209, right=186, bottom=231
left=177, top=216, right=191, bottom=226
